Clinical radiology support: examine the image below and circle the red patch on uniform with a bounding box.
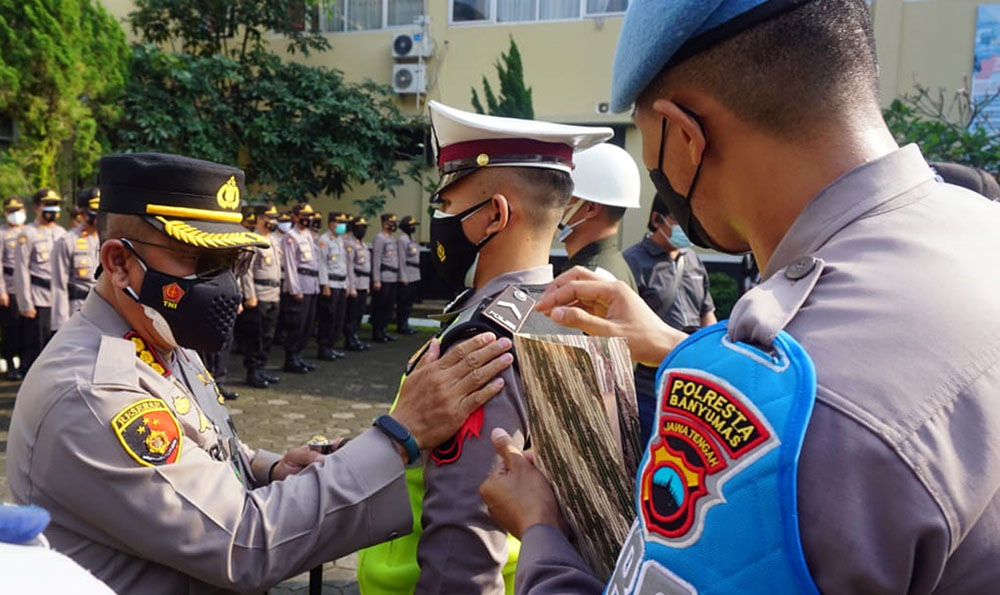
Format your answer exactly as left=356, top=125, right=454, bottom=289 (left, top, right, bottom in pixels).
left=430, top=406, right=484, bottom=465
left=162, top=282, right=185, bottom=308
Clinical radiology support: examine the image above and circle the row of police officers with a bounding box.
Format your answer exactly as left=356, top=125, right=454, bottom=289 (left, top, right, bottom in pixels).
left=0, top=188, right=100, bottom=380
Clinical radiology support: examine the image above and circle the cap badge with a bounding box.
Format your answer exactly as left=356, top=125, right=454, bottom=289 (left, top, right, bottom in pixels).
left=216, top=176, right=241, bottom=210
left=162, top=282, right=185, bottom=309
left=476, top=153, right=490, bottom=167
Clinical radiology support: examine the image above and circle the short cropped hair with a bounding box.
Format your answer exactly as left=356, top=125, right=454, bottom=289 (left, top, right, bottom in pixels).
left=644, top=0, right=880, bottom=138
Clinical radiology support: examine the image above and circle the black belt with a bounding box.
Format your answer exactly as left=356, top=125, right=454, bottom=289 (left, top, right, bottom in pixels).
left=297, top=268, right=318, bottom=277
left=328, top=274, right=346, bottom=282
left=381, top=265, right=398, bottom=272
left=254, top=278, right=280, bottom=287
left=355, top=268, right=370, bottom=276
left=30, top=275, right=50, bottom=290
left=68, top=285, right=90, bottom=301
left=3, top=266, right=12, bottom=276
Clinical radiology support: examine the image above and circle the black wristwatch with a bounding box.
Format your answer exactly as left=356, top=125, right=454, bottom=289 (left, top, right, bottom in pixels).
left=373, top=414, right=420, bottom=464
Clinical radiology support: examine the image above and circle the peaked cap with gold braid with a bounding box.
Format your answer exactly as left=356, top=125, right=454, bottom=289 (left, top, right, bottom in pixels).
left=98, top=153, right=267, bottom=249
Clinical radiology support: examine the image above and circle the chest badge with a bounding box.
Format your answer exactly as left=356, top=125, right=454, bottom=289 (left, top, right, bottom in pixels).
left=173, top=395, right=191, bottom=415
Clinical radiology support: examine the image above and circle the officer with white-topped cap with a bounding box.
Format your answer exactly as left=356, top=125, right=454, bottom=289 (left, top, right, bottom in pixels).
left=357, top=101, right=612, bottom=594
left=557, top=142, right=640, bottom=290
left=480, top=1, right=1000, bottom=593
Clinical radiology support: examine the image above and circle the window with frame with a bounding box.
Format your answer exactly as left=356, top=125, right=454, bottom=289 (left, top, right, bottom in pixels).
left=451, top=0, right=626, bottom=24
left=317, top=0, right=424, bottom=32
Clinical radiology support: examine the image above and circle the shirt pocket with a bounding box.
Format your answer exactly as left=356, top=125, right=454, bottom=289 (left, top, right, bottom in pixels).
left=71, top=252, right=91, bottom=279
left=34, top=242, right=50, bottom=263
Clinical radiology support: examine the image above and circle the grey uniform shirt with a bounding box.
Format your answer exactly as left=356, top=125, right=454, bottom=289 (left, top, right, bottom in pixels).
left=417, top=265, right=554, bottom=594
left=14, top=221, right=66, bottom=312
left=0, top=224, right=23, bottom=298
left=317, top=231, right=349, bottom=290
left=349, top=236, right=372, bottom=291
left=281, top=226, right=319, bottom=296
left=515, top=144, right=1000, bottom=594
left=6, top=292, right=411, bottom=594
left=398, top=233, right=421, bottom=283
left=240, top=234, right=282, bottom=304
left=50, top=226, right=99, bottom=330
left=623, top=239, right=714, bottom=330
left=372, top=231, right=402, bottom=283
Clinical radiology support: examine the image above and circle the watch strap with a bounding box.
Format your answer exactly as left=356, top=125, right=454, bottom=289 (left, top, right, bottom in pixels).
left=373, top=414, right=420, bottom=464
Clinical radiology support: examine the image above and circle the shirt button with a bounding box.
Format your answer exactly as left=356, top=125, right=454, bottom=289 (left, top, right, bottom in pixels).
left=388, top=531, right=401, bottom=539
left=784, top=256, right=817, bottom=280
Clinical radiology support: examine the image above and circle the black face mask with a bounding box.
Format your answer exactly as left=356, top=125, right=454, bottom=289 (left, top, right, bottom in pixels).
left=353, top=227, right=367, bottom=240
left=121, top=239, right=242, bottom=353
left=387, top=222, right=398, bottom=232
left=41, top=210, right=58, bottom=223
left=400, top=224, right=414, bottom=235
left=265, top=220, right=277, bottom=232
left=648, top=110, right=729, bottom=252
left=85, top=211, right=97, bottom=227
left=430, top=198, right=495, bottom=286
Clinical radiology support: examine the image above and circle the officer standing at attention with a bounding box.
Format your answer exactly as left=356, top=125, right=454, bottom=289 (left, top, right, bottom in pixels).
left=557, top=142, right=640, bottom=290
left=281, top=203, right=320, bottom=373
left=15, top=188, right=66, bottom=372
left=357, top=101, right=611, bottom=594
left=51, top=188, right=101, bottom=331
left=6, top=152, right=516, bottom=594
left=239, top=204, right=282, bottom=389
left=0, top=197, right=27, bottom=380
left=343, top=215, right=371, bottom=352
left=480, top=1, right=1000, bottom=593
left=370, top=213, right=401, bottom=343
left=624, top=193, right=716, bottom=445
left=316, top=212, right=351, bottom=361
left=395, top=215, right=421, bottom=335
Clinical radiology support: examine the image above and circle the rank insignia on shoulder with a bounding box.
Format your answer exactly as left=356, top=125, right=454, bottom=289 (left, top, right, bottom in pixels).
left=482, top=285, right=535, bottom=335
left=111, top=398, right=183, bottom=467
left=125, top=331, right=170, bottom=377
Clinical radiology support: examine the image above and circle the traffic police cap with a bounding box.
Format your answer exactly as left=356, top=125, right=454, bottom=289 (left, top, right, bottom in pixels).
left=428, top=100, right=613, bottom=197
left=329, top=212, right=351, bottom=223
left=253, top=204, right=279, bottom=217
left=611, top=0, right=816, bottom=112
left=570, top=143, right=641, bottom=209
left=4, top=197, right=25, bottom=211
left=292, top=203, right=315, bottom=216
left=400, top=215, right=419, bottom=227
left=381, top=213, right=397, bottom=224
left=353, top=216, right=369, bottom=227
left=99, top=153, right=266, bottom=249
left=31, top=188, right=61, bottom=206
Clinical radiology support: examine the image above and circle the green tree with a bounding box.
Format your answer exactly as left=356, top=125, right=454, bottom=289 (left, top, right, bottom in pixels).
left=883, top=82, right=1000, bottom=172
left=0, top=0, right=129, bottom=197
left=118, top=0, right=419, bottom=214
left=471, top=37, right=534, bottom=119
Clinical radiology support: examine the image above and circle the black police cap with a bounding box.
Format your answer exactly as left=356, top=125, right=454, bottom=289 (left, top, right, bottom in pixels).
left=76, top=187, right=100, bottom=211
left=99, top=153, right=267, bottom=249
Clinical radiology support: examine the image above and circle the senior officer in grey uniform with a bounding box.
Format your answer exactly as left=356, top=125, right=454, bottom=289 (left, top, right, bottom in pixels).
left=6, top=152, right=515, bottom=595
left=557, top=142, right=640, bottom=290
left=15, top=188, right=67, bottom=372
left=0, top=196, right=27, bottom=380
left=281, top=202, right=320, bottom=373
left=625, top=193, right=716, bottom=445
left=343, top=215, right=371, bottom=352
left=316, top=212, right=351, bottom=361
left=395, top=215, right=421, bottom=335
left=239, top=204, right=282, bottom=389
left=482, top=1, right=1000, bottom=593
left=370, top=213, right=401, bottom=343
left=357, top=101, right=612, bottom=594
left=51, top=187, right=101, bottom=331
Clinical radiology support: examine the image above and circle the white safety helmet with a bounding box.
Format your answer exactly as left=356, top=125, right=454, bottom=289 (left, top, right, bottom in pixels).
left=569, top=143, right=641, bottom=209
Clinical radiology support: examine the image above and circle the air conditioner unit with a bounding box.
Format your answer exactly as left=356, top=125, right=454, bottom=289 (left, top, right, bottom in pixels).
left=392, top=29, right=434, bottom=59
left=392, top=64, right=427, bottom=94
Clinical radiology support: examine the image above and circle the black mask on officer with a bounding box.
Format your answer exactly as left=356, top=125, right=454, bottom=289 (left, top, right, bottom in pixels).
left=40, top=206, right=59, bottom=223
left=430, top=198, right=497, bottom=286
left=265, top=220, right=277, bottom=232
left=121, top=239, right=243, bottom=353
left=648, top=107, right=734, bottom=253
left=353, top=226, right=367, bottom=241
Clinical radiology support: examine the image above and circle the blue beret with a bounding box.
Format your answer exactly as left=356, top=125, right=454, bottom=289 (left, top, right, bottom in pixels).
left=611, top=0, right=815, bottom=112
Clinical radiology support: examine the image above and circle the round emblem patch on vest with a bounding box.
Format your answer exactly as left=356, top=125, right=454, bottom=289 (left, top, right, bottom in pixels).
left=111, top=398, right=183, bottom=467
left=640, top=369, right=779, bottom=547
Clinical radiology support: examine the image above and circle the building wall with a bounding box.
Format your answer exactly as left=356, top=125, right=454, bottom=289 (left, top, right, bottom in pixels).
left=100, top=0, right=988, bottom=248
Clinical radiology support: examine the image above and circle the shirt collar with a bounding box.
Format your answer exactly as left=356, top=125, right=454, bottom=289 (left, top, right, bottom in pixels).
left=441, top=265, right=554, bottom=316
left=764, top=144, right=935, bottom=280
left=80, top=291, right=136, bottom=338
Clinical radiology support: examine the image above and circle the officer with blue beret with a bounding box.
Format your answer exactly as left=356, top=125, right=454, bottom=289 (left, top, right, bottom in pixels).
left=480, top=1, right=1000, bottom=593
